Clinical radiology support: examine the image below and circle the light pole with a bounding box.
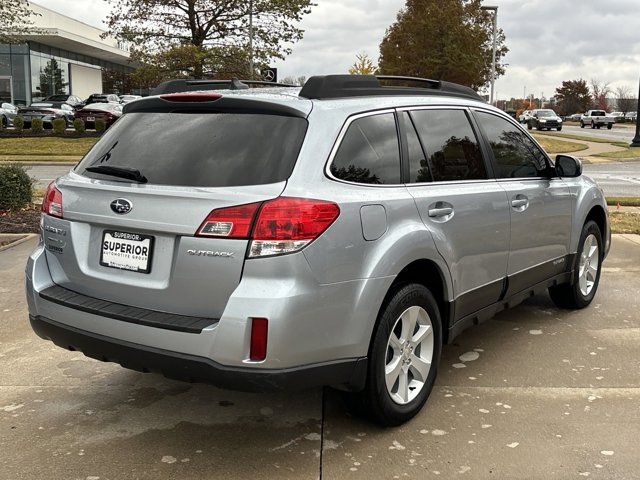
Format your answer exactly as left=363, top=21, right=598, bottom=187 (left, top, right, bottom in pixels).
left=481, top=5, right=498, bottom=105
left=630, top=77, right=640, bottom=147
left=248, top=0, right=254, bottom=78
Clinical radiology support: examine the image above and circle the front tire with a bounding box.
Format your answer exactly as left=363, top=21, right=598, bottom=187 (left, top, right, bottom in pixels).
left=348, top=283, right=442, bottom=426
left=557, top=127, right=562, bottom=131
left=549, top=220, right=603, bottom=309
left=580, top=121, right=585, bottom=128
left=607, top=124, right=613, bottom=130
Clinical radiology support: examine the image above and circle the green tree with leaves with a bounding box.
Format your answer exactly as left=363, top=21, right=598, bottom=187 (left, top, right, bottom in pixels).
left=555, top=79, right=592, bottom=116
left=349, top=52, right=377, bottom=75
left=0, top=0, right=38, bottom=43
left=37, top=59, right=68, bottom=98
left=378, top=0, right=507, bottom=90
left=104, top=0, right=314, bottom=81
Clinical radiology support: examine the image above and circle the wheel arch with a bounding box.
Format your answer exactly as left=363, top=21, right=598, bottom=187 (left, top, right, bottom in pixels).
left=379, top=258, right=454, bottom=345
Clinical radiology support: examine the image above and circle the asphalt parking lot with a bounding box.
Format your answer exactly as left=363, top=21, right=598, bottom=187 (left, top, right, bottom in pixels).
left=1, top=235, right=639, bottom=479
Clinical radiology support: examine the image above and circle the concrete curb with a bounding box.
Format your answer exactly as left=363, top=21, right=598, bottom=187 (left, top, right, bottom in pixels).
left=0, top=233, right=38, bottom=252
left=0, top=161, right=76, bottom=166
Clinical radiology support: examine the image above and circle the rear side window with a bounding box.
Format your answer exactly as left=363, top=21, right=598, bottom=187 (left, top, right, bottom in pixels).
left=76, top=112, right=308, bottom=187
left=410, top=109, right=487, bottom=182
left=330, top=113, right=401, bottom=184
left=475, top=111, right=548, bottom=178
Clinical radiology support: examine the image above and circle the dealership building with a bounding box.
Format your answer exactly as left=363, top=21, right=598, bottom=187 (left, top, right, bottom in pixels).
left=0, top=2, right=134, bottom=106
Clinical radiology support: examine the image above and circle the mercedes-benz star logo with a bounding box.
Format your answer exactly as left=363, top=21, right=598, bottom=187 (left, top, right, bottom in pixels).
left=263, top=70, right=275, bottom=81
left=110, top=198, right=133, bottom=215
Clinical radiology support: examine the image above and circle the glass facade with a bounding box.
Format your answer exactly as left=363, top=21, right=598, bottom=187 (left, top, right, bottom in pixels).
left=0, top=41, right=134, bottom=105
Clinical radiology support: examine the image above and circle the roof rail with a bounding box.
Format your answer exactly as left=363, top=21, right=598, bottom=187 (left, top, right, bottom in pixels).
left=151, top=77, right=298, bottom=96
left=298, top=75, right=484, bottom=102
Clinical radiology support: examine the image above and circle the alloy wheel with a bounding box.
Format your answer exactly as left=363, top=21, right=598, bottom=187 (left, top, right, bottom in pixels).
left=578, top=234, right=599, bottom=296
left=385, top=306, right=434, bottom=405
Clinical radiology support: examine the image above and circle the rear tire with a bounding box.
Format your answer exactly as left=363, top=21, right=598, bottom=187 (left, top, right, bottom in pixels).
left=549, top=220, right=603, bottom=309
left=346, top=283, right=442, bottom=426
left=527, top=122, right=533, bottom=130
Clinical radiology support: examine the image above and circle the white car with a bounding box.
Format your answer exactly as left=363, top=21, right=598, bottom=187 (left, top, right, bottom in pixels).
left=0, top=102, right=18, bottom=128
left=518, top=109, right=532, bottom=123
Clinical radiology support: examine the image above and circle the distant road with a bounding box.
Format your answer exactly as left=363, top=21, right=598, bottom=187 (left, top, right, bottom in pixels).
left=583, top=161, right=640, bottom=197
left=559, top=124, right=635, bottom=143
left=24, top=160, right=640, bottom=198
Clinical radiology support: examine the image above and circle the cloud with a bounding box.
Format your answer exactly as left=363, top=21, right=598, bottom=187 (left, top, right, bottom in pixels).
left=33, top=0, right=640, bottom=99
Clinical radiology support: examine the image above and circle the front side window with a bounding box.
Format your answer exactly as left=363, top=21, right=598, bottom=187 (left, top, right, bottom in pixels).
left=330, top=113, right=401, bottom=184
left=409, top=109, right=487, bottom=182
left=476, top=111, right=548, bottom=178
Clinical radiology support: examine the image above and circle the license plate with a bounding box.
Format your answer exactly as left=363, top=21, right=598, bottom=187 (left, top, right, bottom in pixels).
left=86, top=116, right=95, bottom=122
left=100, top=230, right=154, bottom=274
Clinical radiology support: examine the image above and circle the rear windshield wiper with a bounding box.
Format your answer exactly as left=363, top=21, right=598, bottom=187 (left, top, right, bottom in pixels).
left=85, top=165, right=148, bottom=184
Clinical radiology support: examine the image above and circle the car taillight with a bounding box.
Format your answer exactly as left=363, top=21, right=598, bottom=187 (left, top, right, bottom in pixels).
left=196, top=202, right=261, bottom=238
left=42, top=182, right=63, bottom=218
left=249, top=197, right=340, bottom=257
left=195, top=197, right=340, bottom=257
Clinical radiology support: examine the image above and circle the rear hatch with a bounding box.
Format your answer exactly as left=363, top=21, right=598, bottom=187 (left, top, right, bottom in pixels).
left=43, top=94, right=309, bottom=318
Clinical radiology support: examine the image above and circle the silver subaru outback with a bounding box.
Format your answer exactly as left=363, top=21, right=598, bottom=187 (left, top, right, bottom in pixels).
left=25, top=75, right=610, bottom=426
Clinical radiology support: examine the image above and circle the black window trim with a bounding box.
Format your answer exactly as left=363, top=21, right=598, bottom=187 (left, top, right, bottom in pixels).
left=397, top=105, right=497, bottom=186
left=470, top=107, right=556, bottom=181
left=324, top=108, right=406, bottom=188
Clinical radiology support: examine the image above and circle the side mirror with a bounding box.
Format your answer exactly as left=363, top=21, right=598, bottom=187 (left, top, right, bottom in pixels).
left=555, top=155, right=582, bottom=178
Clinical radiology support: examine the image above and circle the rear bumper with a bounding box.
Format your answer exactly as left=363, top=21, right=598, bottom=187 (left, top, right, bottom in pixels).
left=30, top=314, right=366, bottom=392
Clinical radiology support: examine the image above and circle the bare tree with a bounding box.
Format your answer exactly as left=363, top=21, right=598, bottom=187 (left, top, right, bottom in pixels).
left=0, top=0, right=40, bottom=43
left=615, top=85, right=636, bottom=116
left=296, top=75, right=307, bottom=86
left=590, top=79, right=611, bottom=111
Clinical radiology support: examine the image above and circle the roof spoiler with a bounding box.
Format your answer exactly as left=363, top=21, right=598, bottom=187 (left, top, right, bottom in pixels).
left=151, top=78, right=297, bottom=96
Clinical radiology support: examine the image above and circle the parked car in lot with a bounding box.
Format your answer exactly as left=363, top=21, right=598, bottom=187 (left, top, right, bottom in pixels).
left=18, top=102, right=75, bottom=127
left=568, top=113, right=583, bottom=122
left=0, top=102, right=18, bottom=127
left=74, top=102, right=123, bottom=129
left=85, top=93, right=121, bottom=105
left=43, top=94, right=84, bottom=109
left=581, top=110, right=614, bottom=129
left=119, top=94, right=142, bottom=104
left=527, top=109, right=563, bottom=131
left=609, top=111, right=625, bottom=121
left=27, top=75, right=610, bottom=426
left=625, top=111, right=637, bottom=120
left=518, top=109, right=531, bottom=123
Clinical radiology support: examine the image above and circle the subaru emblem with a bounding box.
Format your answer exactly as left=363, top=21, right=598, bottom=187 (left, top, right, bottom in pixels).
left=110, top=198, right=133, bottom=215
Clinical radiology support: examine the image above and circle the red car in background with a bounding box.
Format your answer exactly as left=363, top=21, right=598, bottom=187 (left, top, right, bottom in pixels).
left=74, top=103, right=123, bottom=130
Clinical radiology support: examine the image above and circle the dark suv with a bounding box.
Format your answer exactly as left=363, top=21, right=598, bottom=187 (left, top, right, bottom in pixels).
left=527, top=109, right=563, bottom=131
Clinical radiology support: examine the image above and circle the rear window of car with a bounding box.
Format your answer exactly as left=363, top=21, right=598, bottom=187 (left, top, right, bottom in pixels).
left=76, top=112, right=308, bottom=187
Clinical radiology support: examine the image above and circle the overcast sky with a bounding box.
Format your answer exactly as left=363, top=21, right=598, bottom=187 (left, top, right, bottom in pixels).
left=35, top=0, right=640, bottom=100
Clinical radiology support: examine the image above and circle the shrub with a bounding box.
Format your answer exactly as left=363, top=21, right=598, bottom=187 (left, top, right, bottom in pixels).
left=73, top=118, right=85, bottom=134
left=13, top=115, right=24, bottom=132
left=95, top=117, right=106, bottom=133
left=0, top=163, right=34, bottom=210
left=52, top=117, right=67, bottom=135
left=31, top=117, right=44, bottom=133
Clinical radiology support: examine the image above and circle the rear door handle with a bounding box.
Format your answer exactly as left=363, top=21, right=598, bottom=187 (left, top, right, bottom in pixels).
left=511, top=195, right=529, bottom=210
left=428, top=207, right=454, bottom=218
